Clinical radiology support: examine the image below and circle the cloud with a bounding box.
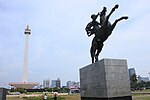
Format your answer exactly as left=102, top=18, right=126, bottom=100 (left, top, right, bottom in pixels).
left=0, top=71, right=7, bottom=77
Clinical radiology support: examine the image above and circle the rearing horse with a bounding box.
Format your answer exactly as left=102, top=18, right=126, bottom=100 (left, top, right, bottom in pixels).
left=85, top=4, right=128, bottom=63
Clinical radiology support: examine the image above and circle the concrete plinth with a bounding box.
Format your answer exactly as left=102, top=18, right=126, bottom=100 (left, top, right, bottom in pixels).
left=0, top=88, right=6, bottom=100
left=80, top=59, right=132, bottom=100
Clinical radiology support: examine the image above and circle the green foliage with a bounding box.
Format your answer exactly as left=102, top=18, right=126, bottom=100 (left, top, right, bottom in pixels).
left=44, top=88, right=53, bottom=92
left=44, top=87, right=69, bottom=93
left=130, top=74, right=138, bottom=89
left=130, top=74, right=137, bottom=84
left=59, top=88, right=69, bottom=93
left=130, top=74, right=150, bottom=91
left=10, top=87, right=70, bottom=94
left=10, top=88, right=26, bottom=93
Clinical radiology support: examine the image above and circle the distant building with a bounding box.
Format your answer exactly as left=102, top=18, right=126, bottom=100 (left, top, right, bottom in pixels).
left=43, top=79, right=50, bottom=88
left=62, top=86, right=67, bottom=88
left=56, top=78, right=61, bottom=88
left=67, top=81, right=73, bottom=88
left=137, top=75, right=150, bottom=83
left=51, top=78, right=61, bottom=88
left=66, top=81, right=80, bottom=89
left=128, top=68, right=136, bottom=77
left=51, top=80, right=56, bottom=88
left=76, top=82, right=80, bottom=88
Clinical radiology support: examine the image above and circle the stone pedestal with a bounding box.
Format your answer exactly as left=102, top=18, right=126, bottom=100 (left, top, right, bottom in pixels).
left=80, top=59, right=132, bottom=100
left=0, top=88, right=6, bottom=100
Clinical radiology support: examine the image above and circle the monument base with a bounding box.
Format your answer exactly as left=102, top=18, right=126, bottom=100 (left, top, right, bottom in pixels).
left=80, top=58, right=132, bottom=100
left=81, top=96, right=132, bottom=100
left=9, top=82, right=39, bottom=89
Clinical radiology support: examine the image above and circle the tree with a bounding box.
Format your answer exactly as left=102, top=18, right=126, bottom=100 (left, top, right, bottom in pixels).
left=130, top=74, right=137, bottom=89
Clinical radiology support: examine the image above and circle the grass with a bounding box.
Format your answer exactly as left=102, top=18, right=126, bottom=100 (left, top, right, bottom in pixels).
left=7, top=93, right=150, bottom=100
left=7, top=94, right=79, bottom=100
left=133, top=96, right=150, bottom=100
left=7, top=96, right=65, bottom=100
left=23, top=96, right=65, bottom=100
left=59, top=94, right=80, bottom=100
left=132, top=92, right=150, bottom=100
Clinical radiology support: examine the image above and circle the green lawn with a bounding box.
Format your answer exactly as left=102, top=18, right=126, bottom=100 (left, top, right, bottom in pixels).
left=7, top=94, right=150, bottom=100
left=133, top=96, right=150, bottom=100
left=7, top=94, right=80, bottom=100
left=132, top=93, right=150, bottom=100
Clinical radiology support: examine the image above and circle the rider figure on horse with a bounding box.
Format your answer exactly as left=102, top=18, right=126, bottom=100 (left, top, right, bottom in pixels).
left=85, top=13, right=101, bottom=37
left=85, top=6, right=108, bottom=37
left=85, top=12, right=102, bottom=63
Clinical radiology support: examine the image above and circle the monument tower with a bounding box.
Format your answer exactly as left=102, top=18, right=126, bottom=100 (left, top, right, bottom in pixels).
left=9, top=25, right=39, bottom=89
left=22, top=25, right=31, bottom=82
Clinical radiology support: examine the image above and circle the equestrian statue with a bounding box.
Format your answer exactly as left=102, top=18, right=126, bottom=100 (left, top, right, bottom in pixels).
left=85, top=4, right=128, bottom=63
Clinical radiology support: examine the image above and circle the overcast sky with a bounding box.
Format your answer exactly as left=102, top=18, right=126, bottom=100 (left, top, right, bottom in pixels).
left=0, top=0, right=150, bottom=87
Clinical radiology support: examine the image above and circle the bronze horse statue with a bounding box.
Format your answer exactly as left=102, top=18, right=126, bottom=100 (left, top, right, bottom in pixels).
left=85, top=4, right=128, bottom=63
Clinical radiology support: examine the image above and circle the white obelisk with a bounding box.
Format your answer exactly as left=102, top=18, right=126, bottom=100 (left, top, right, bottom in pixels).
left=22, top=25, right=31, bottom=82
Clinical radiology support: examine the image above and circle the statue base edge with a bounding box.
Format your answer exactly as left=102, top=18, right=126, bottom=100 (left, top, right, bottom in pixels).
left=81, top=96, right=132, bottom=100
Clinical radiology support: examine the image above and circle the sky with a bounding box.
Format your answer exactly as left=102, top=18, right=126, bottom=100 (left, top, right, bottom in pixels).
left=0, top=0, right=150, bottom=88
